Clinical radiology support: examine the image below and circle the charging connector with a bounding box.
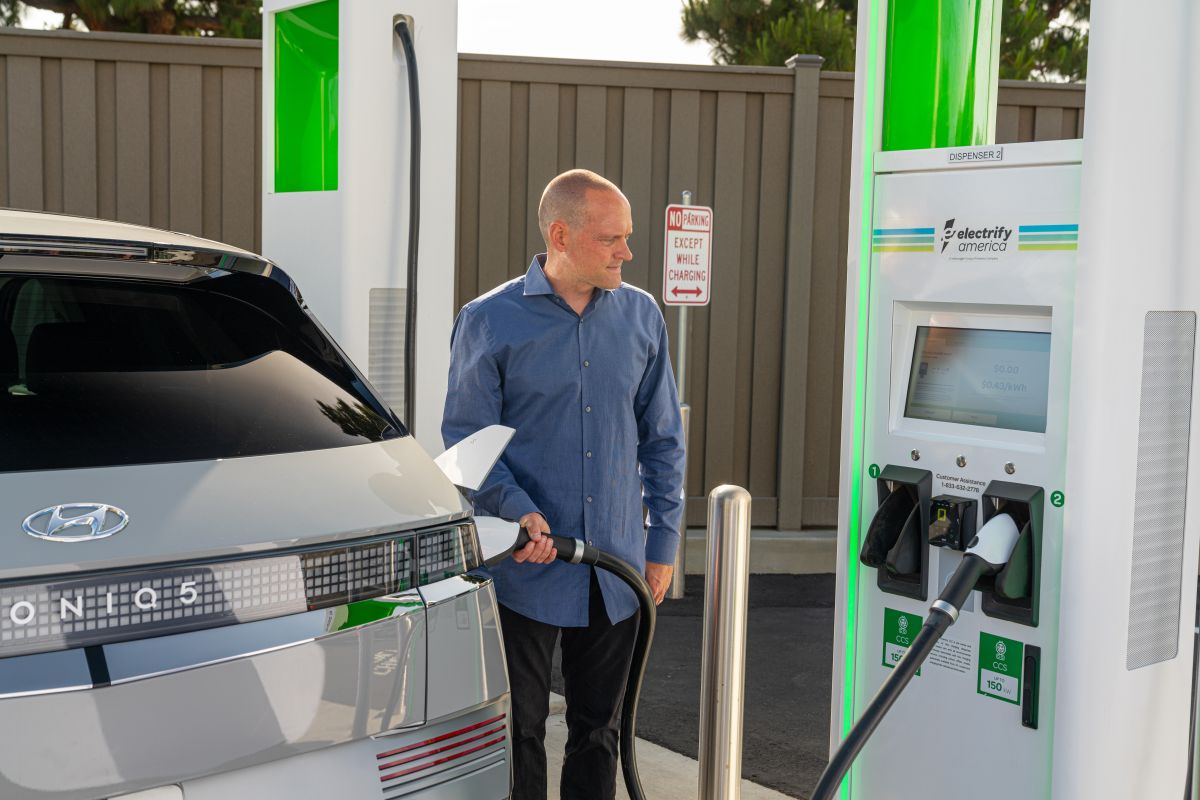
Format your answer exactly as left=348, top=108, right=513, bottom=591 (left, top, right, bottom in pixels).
left=810, top=513, right=1021, bottom=800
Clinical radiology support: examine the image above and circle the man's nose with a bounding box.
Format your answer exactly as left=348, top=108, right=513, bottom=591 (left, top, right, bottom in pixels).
left=618, top=240, right=633, bottom=260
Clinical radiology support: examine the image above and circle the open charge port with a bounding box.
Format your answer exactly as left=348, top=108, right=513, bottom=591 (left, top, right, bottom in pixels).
left=979, top=481, right=1044, bottom=627
left=858, top=465, right=931, bottom=601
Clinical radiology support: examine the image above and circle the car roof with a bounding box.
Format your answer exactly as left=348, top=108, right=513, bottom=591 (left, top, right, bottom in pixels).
left=0, top=208, right=261, bottom=258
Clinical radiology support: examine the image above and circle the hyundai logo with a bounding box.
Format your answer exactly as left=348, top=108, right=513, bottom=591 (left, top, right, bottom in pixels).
left=22, top=503, right=129, bottom=542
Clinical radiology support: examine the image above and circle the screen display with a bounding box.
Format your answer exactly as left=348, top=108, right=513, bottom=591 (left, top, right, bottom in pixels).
left=904, top=327, right=1051, bottom=433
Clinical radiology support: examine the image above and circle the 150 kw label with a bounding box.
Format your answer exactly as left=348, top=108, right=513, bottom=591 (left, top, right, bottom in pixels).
left=978, top=632, right=1023, bottom=704
left=882, top=607, right=921, bottom=676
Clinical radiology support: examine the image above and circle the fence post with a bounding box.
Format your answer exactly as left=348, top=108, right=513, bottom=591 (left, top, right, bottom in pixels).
left=698, top=484, right=752, bottom=800
left=776, top=54, right=824, bottom=531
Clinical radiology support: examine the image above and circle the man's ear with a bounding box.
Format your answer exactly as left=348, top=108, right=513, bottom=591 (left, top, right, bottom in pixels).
left=547, top=219, right=570, bottom=253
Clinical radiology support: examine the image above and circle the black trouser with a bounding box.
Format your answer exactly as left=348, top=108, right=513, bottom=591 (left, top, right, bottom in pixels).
left=499, top=570, right=640, bottom=800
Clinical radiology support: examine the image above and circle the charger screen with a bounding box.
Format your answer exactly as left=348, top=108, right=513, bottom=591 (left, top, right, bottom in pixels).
left=904, top=326, right=1051, bottom=433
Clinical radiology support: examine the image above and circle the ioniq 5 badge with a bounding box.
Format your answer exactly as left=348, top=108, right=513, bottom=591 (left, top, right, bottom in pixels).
left=22, top=503, right=129, bottom=542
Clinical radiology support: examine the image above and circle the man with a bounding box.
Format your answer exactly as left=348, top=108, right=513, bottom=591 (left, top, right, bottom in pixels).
left=442, top=169, right=685, bottom=800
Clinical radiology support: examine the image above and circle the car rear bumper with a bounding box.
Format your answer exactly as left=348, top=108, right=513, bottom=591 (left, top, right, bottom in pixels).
left=182, top=699, right=511, bottom=800
left=0, top=575, right=508, bottom=800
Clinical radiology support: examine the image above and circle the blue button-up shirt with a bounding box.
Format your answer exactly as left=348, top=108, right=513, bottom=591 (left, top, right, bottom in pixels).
left=442, top=255, right=686, bottom=626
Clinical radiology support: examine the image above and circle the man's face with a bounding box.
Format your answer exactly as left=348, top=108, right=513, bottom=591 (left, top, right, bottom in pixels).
left=563, top=188, right=634, bottom=291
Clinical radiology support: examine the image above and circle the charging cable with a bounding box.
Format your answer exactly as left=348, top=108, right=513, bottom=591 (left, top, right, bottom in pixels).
left=809, top=513, right=1022, bottom=800
left=486, top=529, right=655, bottom=800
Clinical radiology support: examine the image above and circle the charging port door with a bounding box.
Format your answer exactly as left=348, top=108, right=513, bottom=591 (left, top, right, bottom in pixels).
left=859, top=465, right=932, bottom=601
left=980, top=481, right=1044, bottom=627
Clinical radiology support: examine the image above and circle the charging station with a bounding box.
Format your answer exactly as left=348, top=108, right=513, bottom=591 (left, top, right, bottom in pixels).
left=829, top=1, right=1200, bottom=798
left=261, top=0, right=458, bottom=453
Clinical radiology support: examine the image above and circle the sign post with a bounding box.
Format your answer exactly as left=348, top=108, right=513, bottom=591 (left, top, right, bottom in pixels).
left=664, top=192, right=714, bottom=599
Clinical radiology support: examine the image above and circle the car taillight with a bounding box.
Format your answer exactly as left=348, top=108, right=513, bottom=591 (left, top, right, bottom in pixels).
left=417, top=524, right=481, bottom=585
left=0, top=521, right=480, bottom=659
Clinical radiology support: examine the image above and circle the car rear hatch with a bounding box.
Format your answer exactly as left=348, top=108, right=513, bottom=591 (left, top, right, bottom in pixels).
left=0, top=258, right=478, bottom=799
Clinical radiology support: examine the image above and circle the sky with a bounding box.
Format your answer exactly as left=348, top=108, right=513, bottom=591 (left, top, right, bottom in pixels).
left=19, top=0, right=716, bottom=66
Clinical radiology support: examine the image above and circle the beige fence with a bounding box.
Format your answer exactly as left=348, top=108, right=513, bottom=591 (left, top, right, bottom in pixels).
left=0, top=29, right=262, bottom=252
left=0, top=29, right=1087, bottom=528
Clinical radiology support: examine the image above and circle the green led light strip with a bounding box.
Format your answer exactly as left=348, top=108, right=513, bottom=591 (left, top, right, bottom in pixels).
left=274, top=0, right=340, bottom=193
left=840, top=1, right=881, bottom=797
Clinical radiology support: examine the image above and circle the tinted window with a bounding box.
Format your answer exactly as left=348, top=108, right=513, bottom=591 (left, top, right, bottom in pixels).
left=0, top=272, right=403, bottom=472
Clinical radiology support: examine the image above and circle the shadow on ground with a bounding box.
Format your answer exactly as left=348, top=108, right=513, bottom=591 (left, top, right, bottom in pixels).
left=552, top=573, right=835, bottom=799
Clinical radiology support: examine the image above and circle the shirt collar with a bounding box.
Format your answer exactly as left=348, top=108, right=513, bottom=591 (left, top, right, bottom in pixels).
left=523, top=254, right=556, bottom=296
left=522, top=254, right=618, bottom=300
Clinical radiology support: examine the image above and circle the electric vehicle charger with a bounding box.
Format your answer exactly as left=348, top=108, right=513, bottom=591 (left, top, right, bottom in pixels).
left=810, top=513, right=1022, bottom=800
left=488, top=529, right=656, bottom=800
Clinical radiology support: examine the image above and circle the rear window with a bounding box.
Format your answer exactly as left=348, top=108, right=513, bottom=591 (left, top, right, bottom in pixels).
left=0, top=272, right=404, bottom=472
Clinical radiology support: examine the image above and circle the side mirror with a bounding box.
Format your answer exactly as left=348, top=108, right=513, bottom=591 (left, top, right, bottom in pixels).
left=434, top=425, right=515, bottom=491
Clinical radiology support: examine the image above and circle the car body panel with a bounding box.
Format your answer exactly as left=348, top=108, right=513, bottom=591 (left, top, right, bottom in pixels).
left=1, top=438, right=469, bottom=581
left=0, top=607, right=425, bottom=800
left=420, top=576, right=510, bottom=722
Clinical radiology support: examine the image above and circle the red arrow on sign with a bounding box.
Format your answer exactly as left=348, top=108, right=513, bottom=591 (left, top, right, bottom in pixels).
left=672, top=286, right=703, bottom=297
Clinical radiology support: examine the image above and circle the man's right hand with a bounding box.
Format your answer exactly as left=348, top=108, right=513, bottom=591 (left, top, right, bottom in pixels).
left=513, top=512, right=557, bottom=564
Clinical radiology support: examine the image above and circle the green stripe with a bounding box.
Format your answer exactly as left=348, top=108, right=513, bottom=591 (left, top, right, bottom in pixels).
left=873, top=245, right=934, bottom=252
left=843, top=2, right=880, bottom=797
left=872, top=235, right=935, bottom=244
left=1019, top=243, right=1078, bottom=251
left=1019, top=233, right=1078, bottom=242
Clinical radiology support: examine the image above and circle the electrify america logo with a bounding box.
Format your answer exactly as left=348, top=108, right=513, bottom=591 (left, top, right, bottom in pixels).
left=940, top=218, right=1014, bottom=254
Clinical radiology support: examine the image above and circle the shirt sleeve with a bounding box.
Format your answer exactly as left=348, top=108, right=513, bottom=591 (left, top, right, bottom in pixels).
left=634, top=308, right=686, bottom=565
left=441, top=306, right=541, bottom=523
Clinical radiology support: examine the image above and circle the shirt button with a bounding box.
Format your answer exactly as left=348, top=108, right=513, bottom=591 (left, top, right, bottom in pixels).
left=586, top=451, right=593, bottom=458
left=585, top=405, right=592, bottom=413
left=586, top=496, right=593, bottom=503
left=583, top=360, right=590, bottom=367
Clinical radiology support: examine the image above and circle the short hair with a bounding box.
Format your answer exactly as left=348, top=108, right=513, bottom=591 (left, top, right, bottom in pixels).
left=538, top=169, right=623, bottom=245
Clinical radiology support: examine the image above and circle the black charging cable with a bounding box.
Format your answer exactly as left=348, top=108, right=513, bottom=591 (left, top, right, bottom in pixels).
left=810, top=513, right=1019, bottom=800
left=393, top=18, right=421, bottom=430
left=501, top=530, right=655, bottom=800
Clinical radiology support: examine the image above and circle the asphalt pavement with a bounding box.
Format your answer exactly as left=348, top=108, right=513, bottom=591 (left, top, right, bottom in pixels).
left=552, top=573, right=835, bottom=799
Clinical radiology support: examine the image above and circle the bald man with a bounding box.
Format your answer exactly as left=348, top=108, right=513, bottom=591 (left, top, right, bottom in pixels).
left=443, top=169, right=685, bottom=800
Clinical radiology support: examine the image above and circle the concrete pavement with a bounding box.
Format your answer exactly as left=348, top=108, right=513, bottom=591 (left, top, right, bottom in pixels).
left=543, top=694, right=792, bottom=800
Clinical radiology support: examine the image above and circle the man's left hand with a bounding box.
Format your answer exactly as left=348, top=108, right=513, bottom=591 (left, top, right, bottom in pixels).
left=645, top=562, right=674, bottom=605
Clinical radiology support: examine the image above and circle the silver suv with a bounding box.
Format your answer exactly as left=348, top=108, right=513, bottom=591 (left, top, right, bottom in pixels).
left=0, top=210, right=511, bottom=800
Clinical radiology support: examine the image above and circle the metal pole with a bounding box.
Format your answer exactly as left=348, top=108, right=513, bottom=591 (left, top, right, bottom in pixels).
left=674, top=190, right=692, bottom=398
left=668, top=404, right=690, bottom=600
left=669, top=189, right=693, bottom=600
left=698, top=484, right=752, bottom=800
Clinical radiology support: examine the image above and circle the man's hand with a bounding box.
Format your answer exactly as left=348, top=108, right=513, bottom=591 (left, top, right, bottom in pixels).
left=645, top=562, right=674, bottom=605
left=513, top=512, right=557, bottom=564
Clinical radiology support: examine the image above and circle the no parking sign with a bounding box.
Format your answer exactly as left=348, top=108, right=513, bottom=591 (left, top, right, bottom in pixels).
left=663, top=204, right=713, bottom=306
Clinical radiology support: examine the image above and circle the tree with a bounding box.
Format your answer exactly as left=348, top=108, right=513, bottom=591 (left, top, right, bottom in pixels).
left=682, top=0, right=1088, bottom=81
left=2, top=0, right=262, bottom=37
left=1000, top=0, right=1088, bottom=81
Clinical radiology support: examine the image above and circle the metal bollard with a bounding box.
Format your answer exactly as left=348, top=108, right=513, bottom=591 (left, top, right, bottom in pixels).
left=668, top=403, right=690, bottom=600
left=698, top=484, right=752, bottom=800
